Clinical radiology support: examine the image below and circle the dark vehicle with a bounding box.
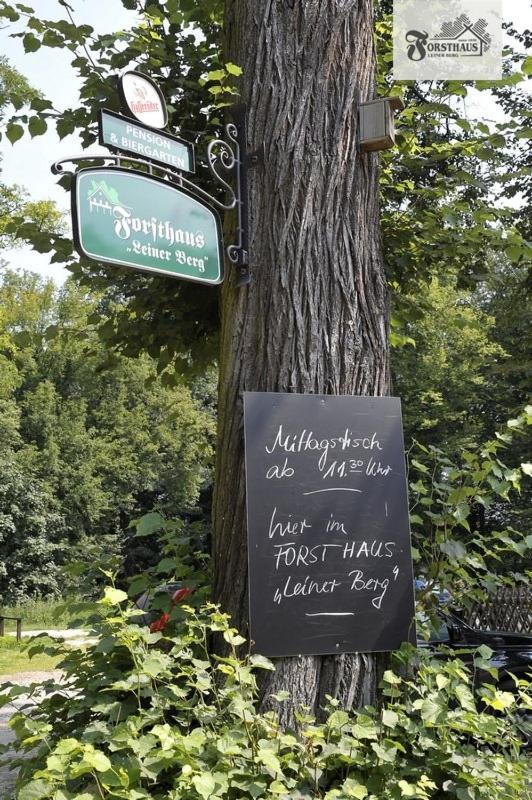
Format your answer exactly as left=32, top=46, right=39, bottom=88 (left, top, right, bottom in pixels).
left=418, top=609, right=532, bottom=692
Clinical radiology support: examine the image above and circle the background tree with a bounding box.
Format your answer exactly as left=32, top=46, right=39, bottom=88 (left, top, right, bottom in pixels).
left=392, top=278, right=505, bottom=452
left=0, top=270, right=216, bottom=602
left=0, top=57, right=63, bottom=253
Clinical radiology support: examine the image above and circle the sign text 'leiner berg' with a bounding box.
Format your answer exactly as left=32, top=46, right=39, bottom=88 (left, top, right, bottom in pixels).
left=244, top=393, right=416, bottom=657
left=99, top=110, right=195, bottom=174
left=72, top=168, right=223, bottom=284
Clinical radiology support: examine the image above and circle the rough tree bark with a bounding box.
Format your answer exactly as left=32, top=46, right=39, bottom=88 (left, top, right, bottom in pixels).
left=213, top=0, right=390, bottom=726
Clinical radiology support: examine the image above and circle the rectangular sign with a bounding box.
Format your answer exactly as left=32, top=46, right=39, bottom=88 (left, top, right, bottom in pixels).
left=244, top=392, right=416, bottom=657
left=99, top=109, right=195, bottom=174
left=393, top=0, right=502, bottom=80
left=72, top=167, right=223, bottom=285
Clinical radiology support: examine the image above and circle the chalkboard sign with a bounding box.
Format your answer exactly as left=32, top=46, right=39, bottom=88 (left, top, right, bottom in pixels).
left=244, top=392, right=416, bottom=657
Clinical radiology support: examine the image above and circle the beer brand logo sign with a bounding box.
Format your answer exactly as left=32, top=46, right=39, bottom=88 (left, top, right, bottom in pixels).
left=119, top=71, right=168, bottom=129
left=73, top=168, right=224, bottom=285
left=129, top=83, right=159, bottom=114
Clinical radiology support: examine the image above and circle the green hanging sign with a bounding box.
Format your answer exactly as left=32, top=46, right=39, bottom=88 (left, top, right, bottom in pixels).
left=72, top=168, right=224, bottom=285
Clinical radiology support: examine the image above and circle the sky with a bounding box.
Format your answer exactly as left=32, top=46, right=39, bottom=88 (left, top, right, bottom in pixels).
left=1, top=0, right=137, bottom=281
left=0, top=0, right=531, bottom=284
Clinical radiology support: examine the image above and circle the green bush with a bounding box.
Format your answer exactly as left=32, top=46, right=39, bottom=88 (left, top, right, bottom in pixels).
left=1, top=593, right=529, bottom=800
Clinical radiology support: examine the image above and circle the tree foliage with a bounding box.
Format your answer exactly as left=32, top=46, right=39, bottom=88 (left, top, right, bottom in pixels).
left=0, top=270, right=215, bottom=602
left=1, top=597, right=530, bottom=799
left=0, top=0, right=528, bottom=378
left=0, top=56, right=64, bottom=254
left=393, top=278, right=505, bottom=451
left=0, top=0, right=226, bottom=374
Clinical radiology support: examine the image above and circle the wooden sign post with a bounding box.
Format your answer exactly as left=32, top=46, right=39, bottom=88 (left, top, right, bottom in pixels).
left=244, top=392, right=416, bottom=657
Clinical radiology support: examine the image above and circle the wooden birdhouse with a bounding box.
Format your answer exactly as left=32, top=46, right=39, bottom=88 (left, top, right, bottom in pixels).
left=358, top=97, right=404, bottom=153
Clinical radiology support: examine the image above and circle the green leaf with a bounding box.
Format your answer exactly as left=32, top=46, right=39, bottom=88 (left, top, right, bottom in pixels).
left=85, top=749, right=112, bottom=772
left=67, top=795, right=99, bottom=800
left=371, top=742, right=397, bottom=762
left=23, top=32, right=41, bottom=52
left=270, top=690, right=290, bottom=701
left=44, top=324, right=59, bottom=340
left=6, top=122, right=24, bottom=144
left=249, top=653, right=275, bottom=670
left=54, top=738, right=81, bottom=755
left=478, top=644, right=493, bottom=660
left=440, top=539, right=467, bottom=560
left=134, top=512, right=165, bottom=536
left=57, top=114, right=76, bottom=139
left=142, top=654, right=168, bottom=677
left=382, top=709, right=398, bottom=728
left=101, top=586, right=128, bottom=605
left=225, top=62, right=242, bottom=76
left=382, top=670, right=401, bottom=685
left=398, top=781, right=418, bottom=798
left=42, top=29, right=63, bottom=47
left=452, top=502, right=470, bottom=531
left=30, top=97, right=51, bottom=112
left=328, top=709, right=350, bottom=729
left=257, top=749, right=282, bottom=773
left=436, top=674, right=449, bottom=690
left=13, top=330, right=32, bottom=347
left=18, top=781, right=51, bottom=800
left=521, top=463, right=532, bottom=477
left=341, top=779, right=368, bottom=799
left=420, top=697, right=441, bottom=724
left=522, top=55, right=532, bottom=75
left=192, top=773, right=216, bottom=799
left=207, top=69, right=226, bottom=82
left=28, top=115, right=47, bottom=137
left=223, top=629, right=246, bottom=646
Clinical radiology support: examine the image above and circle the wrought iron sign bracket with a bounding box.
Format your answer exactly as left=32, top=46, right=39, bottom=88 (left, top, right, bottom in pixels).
left=207, top=103, right=264, bottom=287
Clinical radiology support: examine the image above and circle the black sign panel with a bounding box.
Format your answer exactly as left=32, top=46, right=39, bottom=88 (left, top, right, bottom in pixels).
left=244, top=392, right=416, bottom=657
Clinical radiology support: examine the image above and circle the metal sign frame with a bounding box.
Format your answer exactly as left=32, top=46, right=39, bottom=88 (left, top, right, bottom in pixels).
left=71, top=166, right=225, bottom=285
left=98, top=108, right=195, bottom=174
left=54, top=89, right=264, bottom=287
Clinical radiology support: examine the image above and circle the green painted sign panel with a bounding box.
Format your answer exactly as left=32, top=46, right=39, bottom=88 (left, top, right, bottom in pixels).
left=99, top=109, right=195, bottom=174
left=73, top=168, right=224, bottom=285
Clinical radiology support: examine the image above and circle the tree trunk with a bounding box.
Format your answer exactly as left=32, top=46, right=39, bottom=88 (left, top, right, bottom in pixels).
left=213, top=0, right=390, bottom=727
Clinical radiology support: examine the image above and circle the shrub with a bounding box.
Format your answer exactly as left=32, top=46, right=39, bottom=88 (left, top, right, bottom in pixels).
left=0, top=593, right=529, bottom=800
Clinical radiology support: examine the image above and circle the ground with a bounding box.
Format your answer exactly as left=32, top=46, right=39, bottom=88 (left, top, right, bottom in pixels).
left=0, top=629, right=90, bottom=798
left=0, top=670, right=63, bottom=798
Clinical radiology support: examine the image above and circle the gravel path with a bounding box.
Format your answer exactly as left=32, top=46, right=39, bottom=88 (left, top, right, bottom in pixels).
left=7, top=629, right=93, bottom=645
left=0, top=671, right=63, bottom=799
